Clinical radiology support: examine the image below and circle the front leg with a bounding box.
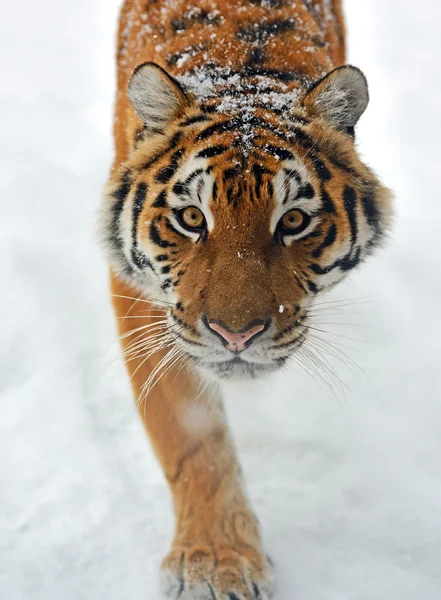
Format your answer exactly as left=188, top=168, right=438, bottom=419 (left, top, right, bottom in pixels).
left=111, top=275, right=274, bottom=600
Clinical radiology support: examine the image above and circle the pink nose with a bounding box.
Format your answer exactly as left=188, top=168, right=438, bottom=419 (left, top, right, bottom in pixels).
left=206, top=319, right=267, bottom=352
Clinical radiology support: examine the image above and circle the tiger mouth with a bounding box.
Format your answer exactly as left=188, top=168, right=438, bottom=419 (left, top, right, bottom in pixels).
left=198, top=359, right=282, bottom=380
left=193, top=354, right=290, bottom=381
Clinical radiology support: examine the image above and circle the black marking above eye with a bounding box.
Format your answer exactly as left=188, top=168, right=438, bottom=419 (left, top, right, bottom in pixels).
left=154, top=148, right=184, bottom=184
left=172, top=182, right=189, bottom=197
left=152, top=190, right=168, bottom=208
left=283, top=168, right=301, bottom=183
left=295, top=183, right=315, bottom=200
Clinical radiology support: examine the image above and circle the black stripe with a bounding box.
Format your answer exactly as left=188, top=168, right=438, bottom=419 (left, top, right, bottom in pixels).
left=361, top=192, right=381, bottom=235
left=244, top=115, right=295, bottom=144
left=294, top=274, right=307, bottom=293
left=131, top=182, right=148, bottom=238
left=339, top=246, right=361, bottom=272
left=172, top=182, right=189, bottom=198
left=237, top=19, right=295, bottom=43
left=155, top=254, right=169, bottom=261
left=183, top=169, right=204, bottom=186
left=152, top=190, right=168, bottom=208
left=291, top=127, right=315, bottom=149
left=253, top=163, right=274, bottom=198
left=328, top=154, right=358, bottom=176
left=243, top=66, right=302, bottom=82
left=171, top=10, right=221, bottom=32
left=312, top=223, right=337, bottom=258
left=161, top=278, right=172, bottom=291
left=197, top=145, right=230, bottom=158
left=212, top=180, right=218, bottom=202
left=196, top=119, right=239, bottom=141
left=265, top=146, right=294, bottom=161
left=110, top=172, right=132, bottom=251
left=311, top=154, right=332, bottom=182
left=246, top=47, right=267, bottom=66
left=343, top=186, right=358, bottom=245
left=295, top=183, right=315, bottom=200
left=149, top=218, right=176, bottom=248
left=165, top=218, right=188, bottom=239
left=321, top=189, right=336, bottom=214
left=310, top=263, right=333, bottom=275
left=167, top=44, right=206, bottom=67
left=223, top=166, right=241, bottom=181
left=310, top=244, right=362, bottom=277
left=142, top=132, right=182, bottom=171
left=249, top=0, right=289, bottom=7
left=131, top=182, right=156, bottom=272
left=307, top=280, right=319, bottom=294
left=180, top=114, right=211, bottom=127
left=283, top=168, right=301, bottom=183
left=154, top=148, right=184, bottom=184
left=172, top=169, right=204, bottom=199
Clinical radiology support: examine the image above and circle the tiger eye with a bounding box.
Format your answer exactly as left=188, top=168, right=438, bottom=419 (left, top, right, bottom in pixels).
left=281, top=209, right=306, bottom=231
left=181, top=206, right=204, bottom=229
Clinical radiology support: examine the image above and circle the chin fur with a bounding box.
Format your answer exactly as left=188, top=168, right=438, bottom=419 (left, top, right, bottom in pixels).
left=195, top=358, right=283, bottom=382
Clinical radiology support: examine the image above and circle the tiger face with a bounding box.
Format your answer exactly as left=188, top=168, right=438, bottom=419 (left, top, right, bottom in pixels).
left=101, top=63, right=393, bottom=380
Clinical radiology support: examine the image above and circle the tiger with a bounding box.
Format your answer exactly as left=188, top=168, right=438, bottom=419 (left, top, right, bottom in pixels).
left=99, top=1, right=393, bottom=598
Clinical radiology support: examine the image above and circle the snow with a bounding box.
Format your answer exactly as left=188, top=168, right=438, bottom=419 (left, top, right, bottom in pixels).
left=1, top=1, right=441, bottom=599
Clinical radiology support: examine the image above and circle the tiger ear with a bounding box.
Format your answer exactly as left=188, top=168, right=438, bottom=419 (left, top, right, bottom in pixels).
left=303, top=65, right=369, bottom=130
left=128, top=62, right=189, bottom=128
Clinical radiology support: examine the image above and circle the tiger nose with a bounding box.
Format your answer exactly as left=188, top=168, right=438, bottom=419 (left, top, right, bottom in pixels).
left=203, top=317, right=269, bottom=352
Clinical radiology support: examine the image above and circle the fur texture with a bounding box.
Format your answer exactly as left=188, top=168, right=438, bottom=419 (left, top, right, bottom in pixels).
left=100, top=1, right=393, bottom=597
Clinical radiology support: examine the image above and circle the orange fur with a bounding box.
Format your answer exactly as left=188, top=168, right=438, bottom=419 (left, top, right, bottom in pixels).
left=104, top=2, right=393, bottom=597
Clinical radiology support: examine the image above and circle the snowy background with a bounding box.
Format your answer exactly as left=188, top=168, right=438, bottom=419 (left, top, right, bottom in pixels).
left=1, top=1, right=441, bottom=599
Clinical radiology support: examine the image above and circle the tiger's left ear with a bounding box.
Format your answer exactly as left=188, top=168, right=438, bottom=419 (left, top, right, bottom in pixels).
left=128, top=62, right=189, bottom=128
left=303, top=65, right=369, bottom=130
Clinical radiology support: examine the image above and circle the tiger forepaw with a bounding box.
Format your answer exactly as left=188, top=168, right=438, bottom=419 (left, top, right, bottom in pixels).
left=161, top=543, right=275, bottom=599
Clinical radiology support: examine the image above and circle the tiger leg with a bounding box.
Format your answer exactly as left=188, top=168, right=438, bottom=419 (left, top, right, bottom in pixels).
left=111, top=273, right=275, bottom=600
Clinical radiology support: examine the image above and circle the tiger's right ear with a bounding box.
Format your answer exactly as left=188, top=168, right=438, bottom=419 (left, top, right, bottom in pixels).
left=128, top=62, right=189, bottom=128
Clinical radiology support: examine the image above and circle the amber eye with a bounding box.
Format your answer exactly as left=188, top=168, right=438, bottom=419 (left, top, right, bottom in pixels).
left=176, top=206, right=206, bottom=233
left=277, top=209, right=311, bottom=239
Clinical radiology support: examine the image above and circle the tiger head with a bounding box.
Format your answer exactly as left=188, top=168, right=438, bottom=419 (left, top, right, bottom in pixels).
left=101, top=63, right=393, bottom=380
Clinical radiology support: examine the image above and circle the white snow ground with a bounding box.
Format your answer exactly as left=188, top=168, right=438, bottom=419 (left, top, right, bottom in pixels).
left=1, top=1, right=441, bottom=599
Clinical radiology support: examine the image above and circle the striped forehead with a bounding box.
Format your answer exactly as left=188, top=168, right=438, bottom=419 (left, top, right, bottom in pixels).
left=169, top=146, right=320, bottom=216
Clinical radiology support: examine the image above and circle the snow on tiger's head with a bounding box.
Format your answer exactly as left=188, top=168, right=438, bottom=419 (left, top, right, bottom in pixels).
left=100, top=63, right=393, bottom=380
